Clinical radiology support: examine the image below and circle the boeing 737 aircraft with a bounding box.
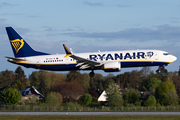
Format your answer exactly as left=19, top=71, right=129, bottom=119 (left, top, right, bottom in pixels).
left=5, top=27, right=177, bottom=77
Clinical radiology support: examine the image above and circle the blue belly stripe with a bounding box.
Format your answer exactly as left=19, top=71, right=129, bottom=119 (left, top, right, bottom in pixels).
left=9, top=61, right=169, bottom=71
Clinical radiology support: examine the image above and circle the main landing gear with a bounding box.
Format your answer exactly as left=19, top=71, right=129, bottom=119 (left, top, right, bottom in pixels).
left=89, top=70, right=95, bottom=78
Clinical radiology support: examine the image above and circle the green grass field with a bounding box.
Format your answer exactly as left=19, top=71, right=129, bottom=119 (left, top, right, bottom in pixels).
left=0, top=115, right=180, bottom=120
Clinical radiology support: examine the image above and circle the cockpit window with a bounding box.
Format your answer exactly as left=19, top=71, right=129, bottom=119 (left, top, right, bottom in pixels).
left=163, top=53, right=170, bottom=55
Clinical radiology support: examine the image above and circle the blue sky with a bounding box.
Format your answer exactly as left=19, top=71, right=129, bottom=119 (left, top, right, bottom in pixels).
left=0, top=0, right=180, bottom=76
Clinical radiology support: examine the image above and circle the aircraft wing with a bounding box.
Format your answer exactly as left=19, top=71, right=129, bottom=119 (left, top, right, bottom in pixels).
left=5, top=56, right=27, bottom=61
left=63, top=44, right=102, bottom=69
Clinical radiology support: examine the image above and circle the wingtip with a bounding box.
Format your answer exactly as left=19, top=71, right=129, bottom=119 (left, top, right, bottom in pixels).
left=63, top=44, right=72, bottom=58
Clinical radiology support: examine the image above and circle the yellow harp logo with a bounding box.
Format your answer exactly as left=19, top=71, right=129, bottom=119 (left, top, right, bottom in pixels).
left=10, top=39, right=24, bottom=53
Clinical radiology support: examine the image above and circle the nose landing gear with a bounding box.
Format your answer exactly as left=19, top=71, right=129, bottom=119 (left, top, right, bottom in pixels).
left=156, top=66, right=167, bottom=76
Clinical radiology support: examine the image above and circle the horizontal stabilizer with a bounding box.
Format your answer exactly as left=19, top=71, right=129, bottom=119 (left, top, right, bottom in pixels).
left=5, top=56, right=27, bottom=61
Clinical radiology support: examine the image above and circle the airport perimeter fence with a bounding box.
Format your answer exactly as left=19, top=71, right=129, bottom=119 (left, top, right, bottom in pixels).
left=1, top=105, right=180, bottom=112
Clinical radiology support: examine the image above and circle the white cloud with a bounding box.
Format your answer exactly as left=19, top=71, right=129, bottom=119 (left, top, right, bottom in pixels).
left=61, top=25, right=180, bottom=42
left=83, top=1, right=104, bottom=7
left=117, top=4, right=130, bottom=8
left=0, top=2, right=17, bottom=8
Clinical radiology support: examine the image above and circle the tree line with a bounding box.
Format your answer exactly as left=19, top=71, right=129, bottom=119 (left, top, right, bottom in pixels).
left=0, top=66, right=180, bottom=107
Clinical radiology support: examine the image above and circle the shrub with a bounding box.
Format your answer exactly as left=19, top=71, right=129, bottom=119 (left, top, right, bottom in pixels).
left=80, top=93, right=92, bottom=106
left=156, top=102, right=161, bottom=107
left=147, top=78, right=161, bottom=92
left=123, top=89, right=140, bottom=105
left=108, top=93, right=123, bottom=107
left=166, top=89, right=179, bottom=106
left=106, top=83, right=123, bottom=107
left=155, top=82, right=175, bottom=100
left=159, top=94, right=168, bottom=106
left=144, top=95, right=156, bottom=106
left=1, top=88, right=22, bottom=105
left=45, top=92, right=63, bottom=106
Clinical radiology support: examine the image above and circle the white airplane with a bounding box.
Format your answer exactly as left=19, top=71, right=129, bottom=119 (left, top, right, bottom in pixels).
left=5, top=27, right=177, bottom=77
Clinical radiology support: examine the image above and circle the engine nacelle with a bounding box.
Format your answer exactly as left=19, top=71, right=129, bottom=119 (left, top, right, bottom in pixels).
left=103, top=62, right=121, bottom=72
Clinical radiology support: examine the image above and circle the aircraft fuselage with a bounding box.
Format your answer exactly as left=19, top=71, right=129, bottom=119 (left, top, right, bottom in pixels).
left=8, top=50, right=176, bottom=71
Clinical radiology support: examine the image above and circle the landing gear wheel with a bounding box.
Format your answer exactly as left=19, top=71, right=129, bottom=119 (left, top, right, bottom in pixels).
left=89, top=70, right=95, bottom=78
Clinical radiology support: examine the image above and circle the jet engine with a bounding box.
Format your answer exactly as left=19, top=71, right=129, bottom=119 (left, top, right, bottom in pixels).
left=103, top=61, right=121, bottom=72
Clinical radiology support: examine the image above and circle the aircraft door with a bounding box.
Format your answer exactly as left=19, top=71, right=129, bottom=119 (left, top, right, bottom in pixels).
left=155, top=51, right=158, bottom=60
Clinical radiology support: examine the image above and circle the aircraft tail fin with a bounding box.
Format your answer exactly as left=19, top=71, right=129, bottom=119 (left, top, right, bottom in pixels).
left=6, top=27, right=50, bottom=58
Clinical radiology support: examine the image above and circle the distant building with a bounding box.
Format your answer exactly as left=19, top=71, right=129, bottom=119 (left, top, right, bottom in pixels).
left=93, top=90, right=108, bottom=106
left=97, top=91, right=107, bottom=102
left=121, top=88, right=155, bottom=100
left=20, top=86, right=44, bottom=104
left=140, top=91, right=154, bottom=100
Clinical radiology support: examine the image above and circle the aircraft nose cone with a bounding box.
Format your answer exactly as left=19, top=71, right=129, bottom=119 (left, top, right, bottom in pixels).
left=171, top=55, right=177, bottom=62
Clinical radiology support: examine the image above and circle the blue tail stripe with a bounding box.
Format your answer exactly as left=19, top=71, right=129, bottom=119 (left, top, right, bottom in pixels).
left=6, top=27, right=50, bottom=58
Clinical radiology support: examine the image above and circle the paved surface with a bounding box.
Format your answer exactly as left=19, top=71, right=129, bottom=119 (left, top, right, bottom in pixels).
left=0, top=112, right=180, bottom=115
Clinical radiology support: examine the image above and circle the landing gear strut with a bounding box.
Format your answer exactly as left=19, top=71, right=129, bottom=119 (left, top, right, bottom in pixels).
left=89, top=70, right=95, bottom=78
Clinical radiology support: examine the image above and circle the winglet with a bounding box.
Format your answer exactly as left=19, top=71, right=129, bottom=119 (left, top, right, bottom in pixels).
left=63, top=44, right=72, bottom=58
